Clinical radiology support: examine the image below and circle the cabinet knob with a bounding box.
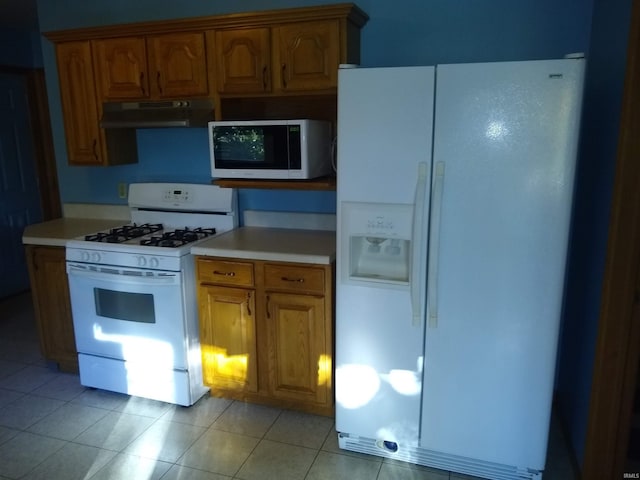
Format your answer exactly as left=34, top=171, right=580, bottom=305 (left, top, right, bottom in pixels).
left=262, top=65, right=268, bottom=91
left=156, top=71, right=162, bottom=94
left=281, top=63, right=287, bottom=88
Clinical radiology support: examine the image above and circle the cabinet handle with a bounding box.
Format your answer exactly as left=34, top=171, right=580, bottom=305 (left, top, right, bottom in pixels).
left=92, top=139, right=98, bottom=161
left=281, top=63, right=287, bottom=88
left=281, top=276, right=304, bottom=283
left=246, top=292, right=252, bottom=315
left=266, top=295, right=271, bottom=318
left=213, top=270, right=235, bottom=277
left=140, top=72, right=145, bottom=96
left=156, top=71, right=162, bottom=94
left=262, top=65, right=268, bottom=91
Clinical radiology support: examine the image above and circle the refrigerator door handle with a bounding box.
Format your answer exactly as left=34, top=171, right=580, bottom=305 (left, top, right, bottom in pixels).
left=427, top=161, right=445, bottom=328
left=411, top=161, right=429, bottom=327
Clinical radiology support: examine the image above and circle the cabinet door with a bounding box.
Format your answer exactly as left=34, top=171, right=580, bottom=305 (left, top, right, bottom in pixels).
left=198, top=285, right=258, bottom=393
left=25, top=246, right=77, bottom=372
left=93, top=37, right=149, bottom=99
left=56, top=41, right=105, bottom=165
left=147, top=32, right=208, bottom=98
left=274, top=20, right=340, bottom=91
left=265, top=292, right=329, bottom=404
left=215, top=28, right=271, bottom=94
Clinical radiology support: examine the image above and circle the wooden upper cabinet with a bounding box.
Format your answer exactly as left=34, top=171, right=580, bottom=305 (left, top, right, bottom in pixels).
left=93, top=33, right=208, bottom=100
left=274, top=20, right=340, bottom=92
left=147, top=32, right=209, bottom=98
left=215, top=28, right=271, bottom=94
left=93, top=37, right=149, bottom=99
left=56, top=41, right=106, bottom=165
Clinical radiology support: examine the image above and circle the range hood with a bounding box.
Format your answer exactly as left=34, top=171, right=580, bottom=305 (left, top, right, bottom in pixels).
left=100, top=99, right=214, bottom=129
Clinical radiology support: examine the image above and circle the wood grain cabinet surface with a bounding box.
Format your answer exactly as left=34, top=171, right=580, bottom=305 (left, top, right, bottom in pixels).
left=214, top=28, right=272, bottom=94
left=45, top=4, right=368, bottom=169
left=214, top=20, right=342, bottom=95
left=94, top=33, right=208, bottom=100
left=273, top=20, right=341, bottom=92
left=56, top=41, right=107, bottom=166
left=196, top=256, right=335, bottom=416
left=147, top=32, right=209, bottom=98
left=25, top=245, right=78, bottom=372
left=93, top=36, right=149, bottom=99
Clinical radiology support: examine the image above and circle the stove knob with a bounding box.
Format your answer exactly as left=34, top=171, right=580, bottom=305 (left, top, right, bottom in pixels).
left=91, top=252, right=101, bottom=263
left=81, top=251, right=90, bottom=262
left=137, top=256, right=147, bottom=267
left=149, top=257, right=159, bottom=269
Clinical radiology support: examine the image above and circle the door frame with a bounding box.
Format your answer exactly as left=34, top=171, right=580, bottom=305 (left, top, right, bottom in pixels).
left=582, top=0, right=640, bottom=476
left=0, top=66, right=61, bottom=221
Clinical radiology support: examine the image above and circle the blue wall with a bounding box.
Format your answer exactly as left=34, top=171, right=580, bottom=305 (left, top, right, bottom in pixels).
left=556, top=0, right=633, bottom=466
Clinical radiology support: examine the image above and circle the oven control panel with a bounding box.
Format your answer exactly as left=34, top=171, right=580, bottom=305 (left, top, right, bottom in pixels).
left=163, top=188, right=192, bottom=203
left=66, top=247, right=184, bottom=272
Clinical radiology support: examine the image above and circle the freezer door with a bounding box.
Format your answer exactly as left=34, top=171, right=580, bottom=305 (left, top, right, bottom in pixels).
left=420, top=59, right=585, bottom=469
left=335, top=66, right=435, bottom=444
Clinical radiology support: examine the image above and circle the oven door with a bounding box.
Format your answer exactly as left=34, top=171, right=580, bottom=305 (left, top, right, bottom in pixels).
left=67, top=262, right=189, bottom=370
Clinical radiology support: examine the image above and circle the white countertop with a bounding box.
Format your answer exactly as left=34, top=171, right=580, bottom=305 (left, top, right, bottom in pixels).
left=22, top=218, right=127, bottom=247
left=191, top=227, right=336, bottom=265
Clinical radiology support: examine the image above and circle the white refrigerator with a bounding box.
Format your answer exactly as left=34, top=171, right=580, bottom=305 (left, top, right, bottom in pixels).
left=335, top=59, right=584, bottom=480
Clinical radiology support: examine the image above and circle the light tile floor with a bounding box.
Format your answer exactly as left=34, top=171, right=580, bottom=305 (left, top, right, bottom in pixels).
left=0, top=292, right=576, bottom=480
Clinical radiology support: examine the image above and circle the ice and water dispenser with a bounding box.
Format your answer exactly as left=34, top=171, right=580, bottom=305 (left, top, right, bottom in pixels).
left=341, top=202, right=414, bottom=286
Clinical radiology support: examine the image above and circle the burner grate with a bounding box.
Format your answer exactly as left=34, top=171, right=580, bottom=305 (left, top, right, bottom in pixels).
left=139, top=227, right=217, bottom=248
left=84, top=223, right=163, bottom=243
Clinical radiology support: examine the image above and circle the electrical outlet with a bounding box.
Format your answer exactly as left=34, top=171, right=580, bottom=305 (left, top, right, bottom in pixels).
left=118, top=183, right=127, bottom=199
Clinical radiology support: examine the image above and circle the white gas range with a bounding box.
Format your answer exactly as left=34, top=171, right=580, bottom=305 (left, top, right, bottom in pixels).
left=65, top=183, right=237, bottom=406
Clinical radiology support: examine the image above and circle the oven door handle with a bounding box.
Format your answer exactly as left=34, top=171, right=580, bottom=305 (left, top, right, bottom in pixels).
left=67, top=263, right=180, bottom=286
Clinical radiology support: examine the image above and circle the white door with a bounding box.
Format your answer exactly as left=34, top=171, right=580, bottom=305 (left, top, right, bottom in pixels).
left=421, top=59, right=585, bottom=470
left=335, top=66, right=435, bottom=443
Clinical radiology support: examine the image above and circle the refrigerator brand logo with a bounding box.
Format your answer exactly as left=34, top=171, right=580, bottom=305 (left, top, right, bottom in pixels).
left=624, top=474, right=640, bottom=478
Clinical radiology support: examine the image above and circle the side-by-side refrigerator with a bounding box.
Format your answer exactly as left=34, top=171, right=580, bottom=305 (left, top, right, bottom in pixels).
left=335, top=59, right=584, bottom=480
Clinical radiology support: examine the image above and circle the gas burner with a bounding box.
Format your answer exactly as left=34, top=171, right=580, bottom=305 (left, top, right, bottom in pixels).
left=140, top=227, right=217, bottom=248
left=84, top=223, right=163, bottom=243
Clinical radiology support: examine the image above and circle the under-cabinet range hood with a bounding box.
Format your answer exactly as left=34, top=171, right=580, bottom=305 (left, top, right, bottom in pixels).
left=100, top=99, right=214, bottom=129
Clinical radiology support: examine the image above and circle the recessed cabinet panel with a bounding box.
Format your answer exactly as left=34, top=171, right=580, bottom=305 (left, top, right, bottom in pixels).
left=93, top=37, right=149, bottom=99
left=199, top=284, right=258, bottom=393
left=25, top=246, right=78, bottom=372
left=275, top=20, right=340, bottom=91
left=148, top=32, right=209, bottom=98
left=266, top=292, right=327, bottom=403
left=216, top=28, right=271, bottom=94
left=56, top=41, right=105, bottom=166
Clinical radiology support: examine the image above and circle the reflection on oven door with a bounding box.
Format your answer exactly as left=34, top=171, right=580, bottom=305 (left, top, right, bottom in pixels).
left=67, top=264, right=188, bottom=370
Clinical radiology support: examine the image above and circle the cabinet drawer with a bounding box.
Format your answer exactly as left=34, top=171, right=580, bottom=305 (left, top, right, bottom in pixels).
left=197, top=258, right=254, bottom=287
left=264, top=264, right=325, bottom=294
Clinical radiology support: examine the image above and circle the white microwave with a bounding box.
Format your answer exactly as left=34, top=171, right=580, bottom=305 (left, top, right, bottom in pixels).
left=208, top=119, right=333, bottom=180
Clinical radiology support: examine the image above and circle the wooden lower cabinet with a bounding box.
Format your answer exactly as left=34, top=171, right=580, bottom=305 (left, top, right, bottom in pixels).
left=196, top=256, right=334, bottom=416
left=25, top=245, right=78, bottom=372
left=198, top=284, right=258, bottom=393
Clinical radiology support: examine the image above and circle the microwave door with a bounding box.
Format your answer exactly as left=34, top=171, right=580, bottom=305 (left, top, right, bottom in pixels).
left=211, top=125, right=292, bottom=178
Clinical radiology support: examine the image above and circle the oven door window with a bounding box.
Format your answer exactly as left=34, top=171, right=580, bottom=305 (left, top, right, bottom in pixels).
left=94, top=288, right=155, bottom=324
